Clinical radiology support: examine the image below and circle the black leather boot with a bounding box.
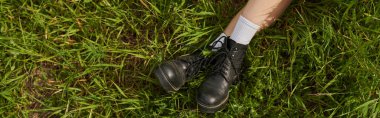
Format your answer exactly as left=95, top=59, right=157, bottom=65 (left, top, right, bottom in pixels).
left=196, top=38, right=248, bottom=113
left=154, top=52, right=207, bottom=93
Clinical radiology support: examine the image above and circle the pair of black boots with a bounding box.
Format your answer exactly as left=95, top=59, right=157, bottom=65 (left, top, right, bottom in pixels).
left=154, top=36, right=248, bottom=113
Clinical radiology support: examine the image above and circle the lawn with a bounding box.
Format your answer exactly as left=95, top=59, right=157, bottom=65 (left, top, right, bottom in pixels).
left=0, top=0, right=380, bottom=117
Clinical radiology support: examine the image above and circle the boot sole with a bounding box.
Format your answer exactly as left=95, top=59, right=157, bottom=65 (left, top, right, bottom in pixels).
left=196, top=94, right=229, bottom=113
left=154, top=66, right=179, bottom=93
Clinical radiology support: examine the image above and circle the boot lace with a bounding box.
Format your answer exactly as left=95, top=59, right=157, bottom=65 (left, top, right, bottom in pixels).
left=184, top=54, right=208, bottom=78
left=207, top=36, right=242, bottom=83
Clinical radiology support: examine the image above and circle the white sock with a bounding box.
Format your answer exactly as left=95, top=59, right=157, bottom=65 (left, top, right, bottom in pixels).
left=209, top=33, right=227, bottom=51
left=230, top=16, right=260, bottom=45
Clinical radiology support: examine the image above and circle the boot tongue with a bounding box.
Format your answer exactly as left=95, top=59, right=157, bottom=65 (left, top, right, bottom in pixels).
left=225, top=38, right=247, bottom=51
left=226, top=38, right=236, bottom=50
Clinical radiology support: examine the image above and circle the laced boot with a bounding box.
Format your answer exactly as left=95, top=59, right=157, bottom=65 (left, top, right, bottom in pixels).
left=154, top=52, right=208, bottom=93
left=196, top=37, right=248, bottom=113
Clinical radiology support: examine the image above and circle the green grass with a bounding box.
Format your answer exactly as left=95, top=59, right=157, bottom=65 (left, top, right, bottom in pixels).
left=0, top=0, right=380, bottom=117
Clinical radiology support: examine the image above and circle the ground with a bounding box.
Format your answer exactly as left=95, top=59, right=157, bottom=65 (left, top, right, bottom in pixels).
left=0, top=0, right=380, bottom=117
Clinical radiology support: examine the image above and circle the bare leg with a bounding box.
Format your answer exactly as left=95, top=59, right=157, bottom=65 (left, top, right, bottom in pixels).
left=224, top=0, right=292, bottom=35
left=212, top=0, right=291, bottom=49
left=224, top=10, right=243, bottom=36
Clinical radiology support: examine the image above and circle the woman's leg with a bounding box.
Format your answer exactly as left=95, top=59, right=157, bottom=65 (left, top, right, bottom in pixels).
left=212, top=0, right=291, bottom=48
left=225, top=0, right=292, bottom=35
left=223, top=10, right=243, bottom=36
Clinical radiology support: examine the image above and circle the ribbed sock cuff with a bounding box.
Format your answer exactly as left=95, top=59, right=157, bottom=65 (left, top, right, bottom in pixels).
left=230, top=16, right=260, bottom=45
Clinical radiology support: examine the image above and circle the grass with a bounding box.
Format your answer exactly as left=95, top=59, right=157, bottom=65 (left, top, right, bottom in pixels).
left=0, top=0, right=380, bottom=117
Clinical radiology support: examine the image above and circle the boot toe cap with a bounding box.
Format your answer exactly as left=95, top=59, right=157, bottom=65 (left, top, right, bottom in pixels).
left=197, top=92, right=228, bottom=106
left=155, top=61, right=186, bottom=92
left=197, top=75, right=229, bottom=110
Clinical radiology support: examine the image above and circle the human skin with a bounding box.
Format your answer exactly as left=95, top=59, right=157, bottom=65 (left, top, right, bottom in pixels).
left=223, top=0, right=292, bottom=35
